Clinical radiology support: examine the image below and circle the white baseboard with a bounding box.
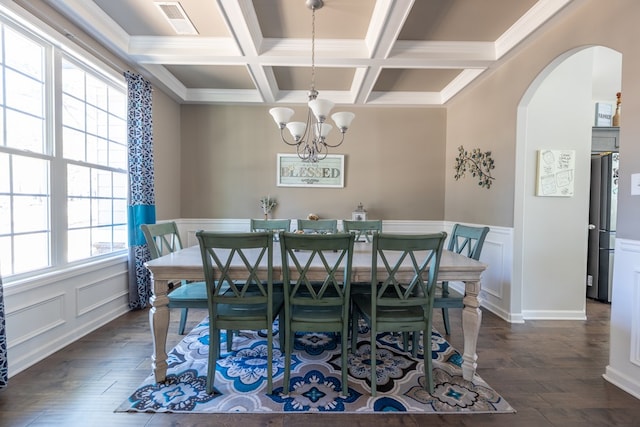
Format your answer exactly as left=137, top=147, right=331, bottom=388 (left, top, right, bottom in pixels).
left=604, top=365, right=640, bottom=400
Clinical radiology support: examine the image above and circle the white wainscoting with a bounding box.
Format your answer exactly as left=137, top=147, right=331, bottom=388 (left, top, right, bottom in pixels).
left=1, top=219, right=515, bottom=377
left=174, top=219, right=515, bottom=322
left=443, top=222, right=515, bottom=323
left=604, top=238, right=640, bottom=399
left=4, top=255, right=130, bottom=377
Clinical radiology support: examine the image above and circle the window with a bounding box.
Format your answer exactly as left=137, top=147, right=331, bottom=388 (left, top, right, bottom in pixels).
left=0, top=15, right=127, bottom=279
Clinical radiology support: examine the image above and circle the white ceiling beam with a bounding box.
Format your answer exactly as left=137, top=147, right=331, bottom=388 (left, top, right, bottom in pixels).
left=495, top=0, right=574, bottom=58
left=365, top=0, right=414, bottom=59
left=44, top=0, right=130, bottom=59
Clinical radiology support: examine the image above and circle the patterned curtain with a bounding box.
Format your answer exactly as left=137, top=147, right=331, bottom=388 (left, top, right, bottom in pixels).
left=0, top=271, right=7, bottom=389
left=125, top=72, right=156, bottom=309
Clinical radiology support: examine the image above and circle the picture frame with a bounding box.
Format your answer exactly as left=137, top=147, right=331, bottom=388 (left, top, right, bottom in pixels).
left=536, top=149, right=576, bottom=197
left=595, top=102, right=612, bottom=126
left=277, top=153, right=345, bottom=188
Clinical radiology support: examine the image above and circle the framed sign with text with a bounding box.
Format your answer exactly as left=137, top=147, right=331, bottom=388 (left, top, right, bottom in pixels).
left=277, top=154, right=344, bottom=188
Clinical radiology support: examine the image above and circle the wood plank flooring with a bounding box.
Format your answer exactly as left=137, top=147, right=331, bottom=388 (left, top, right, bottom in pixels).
left=1, top=299, right=639, bottom=426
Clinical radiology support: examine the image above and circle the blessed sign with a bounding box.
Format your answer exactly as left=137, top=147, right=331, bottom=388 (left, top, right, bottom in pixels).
left=277, top=154, right=344, bottom=188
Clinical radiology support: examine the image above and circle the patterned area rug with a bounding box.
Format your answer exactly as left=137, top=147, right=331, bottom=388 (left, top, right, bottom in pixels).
left=117, top=318, right=514, bottom=414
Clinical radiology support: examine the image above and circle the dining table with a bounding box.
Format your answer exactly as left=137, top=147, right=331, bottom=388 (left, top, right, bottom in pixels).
left=144, top=240, right=487, bottom=383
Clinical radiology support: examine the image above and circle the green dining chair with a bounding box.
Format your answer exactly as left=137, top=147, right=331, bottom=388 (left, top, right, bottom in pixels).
left=342, top=219, right=382, bottom=242
left=279, top=231, right=355, bottom=396
left=296, top=219, right=338, bottom=234
left=351, top=232, right=447, bottom=396
left=250, top=218, right=291, bottom=233
left=196, top=231, right=284, bottom=395
left=141, top=222, right=208, bottom=335
left=250, top=219, right=291, bottom=240
left=435, top=224, right=489, bottom=335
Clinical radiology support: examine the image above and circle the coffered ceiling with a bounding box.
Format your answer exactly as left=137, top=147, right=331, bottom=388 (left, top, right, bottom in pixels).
left=42, top=0, right=575, bottom=106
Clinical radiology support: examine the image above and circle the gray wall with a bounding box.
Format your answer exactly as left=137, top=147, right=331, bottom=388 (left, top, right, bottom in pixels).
left=152, top=88, right=182, bottom=220
left=445, top=0, right=640, bottom=241
left=175, top=105, right=447, bottom=221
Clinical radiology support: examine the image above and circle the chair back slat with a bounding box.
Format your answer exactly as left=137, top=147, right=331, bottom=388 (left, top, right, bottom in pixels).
left=141, top=222, right=184, bottom=259
left=250, top=219, right=291, bottom=233
left=343, top=219, right=382, bottom=242
left=296, top=219, right=338, bottom=234
left=373, top=233, right=447, bottom=310
left=448, top=224, right=489, bottom=260
left=197, top=232, right=273, bottom=308
left=280, top=232, right=354, bottom=306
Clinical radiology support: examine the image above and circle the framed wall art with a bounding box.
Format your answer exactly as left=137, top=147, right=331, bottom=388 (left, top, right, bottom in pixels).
left=536, top=149, right=575, bottom=197
left=277, top=154, right=344, bottom=188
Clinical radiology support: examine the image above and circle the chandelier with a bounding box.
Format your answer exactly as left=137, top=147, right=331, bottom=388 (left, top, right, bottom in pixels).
left=268, top=0, right=355, bottom=163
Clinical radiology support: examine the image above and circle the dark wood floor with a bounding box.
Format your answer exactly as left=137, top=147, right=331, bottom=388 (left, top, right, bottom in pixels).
left=1, top=299, right=639, bottom=427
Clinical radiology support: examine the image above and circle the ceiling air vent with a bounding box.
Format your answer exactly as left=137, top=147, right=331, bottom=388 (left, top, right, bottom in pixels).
left=155, top=2, right=198, bottom=35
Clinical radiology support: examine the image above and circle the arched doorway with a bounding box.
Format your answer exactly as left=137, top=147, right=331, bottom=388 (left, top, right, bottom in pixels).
left=513, top=46, right=622, bottom=319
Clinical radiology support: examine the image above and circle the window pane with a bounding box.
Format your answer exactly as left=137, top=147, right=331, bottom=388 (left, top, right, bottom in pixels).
left=62, top=126, right=86, bottom=161
left=92, top=199, right=112, bottom=226
left=13, top=195, right=48, bottom=233
left=5, top=109, right=45, bottom=153
left=86, top=134, right=107, bottom=165
left=0, top=152, right=8, bottom=192
left=62, top=60, right=85, bottom=99
left=12, top=156, right=48, bottom=194
left=67, top=164, right=90, bottom=196
left=109, top=116, right=126, bottom=142
left=87, top=104, right=108, bottom=138
left=14, top=232, right=49, bottom=273
left=0, top=106, right=4, bottom=145
left=5, top=68, right=44, bottom=116
left=0, top=195, right=10, bottom=234
left=4, top=27, right=44, bottom=80
left=0, top=236, right=13, bottom=275
left=62, top=94, right=85, bottom=130
left=113, top=172, right=128, bottom=198
left=91, top=227, right=112, bottom=255
left=68, top=228, right=90, bottom=262
left=114, top=225, right=127, bottom=250
left=92, top=168, right=111, bottom=197
left=86, top=74, right=108, bottom=109
left=109, top=141, right=127, bottom=169
left=108, top=88, right=126, bottom=118
left=67, top=198, right=90, bottom=228
left=113, top=199, right=127, bottom=224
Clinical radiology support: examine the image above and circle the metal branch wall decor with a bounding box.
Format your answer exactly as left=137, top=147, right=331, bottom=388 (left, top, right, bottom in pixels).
left=454, top=145, right=496, bottom=189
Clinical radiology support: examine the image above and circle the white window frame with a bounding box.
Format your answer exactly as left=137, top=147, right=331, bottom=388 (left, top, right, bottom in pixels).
left=0, top=6, right=128, bottom=282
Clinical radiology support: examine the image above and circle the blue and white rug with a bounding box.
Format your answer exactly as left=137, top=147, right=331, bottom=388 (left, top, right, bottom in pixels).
left=117, top=318, right=514, bottom=414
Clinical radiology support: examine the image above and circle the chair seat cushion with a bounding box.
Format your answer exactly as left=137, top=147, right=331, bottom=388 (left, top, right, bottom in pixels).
left=168, top=281, right=208, bottom=307
left=216, top=293, right=284, bottom=321
left=351, top=294, right=426, bottom=322
left=434, top=284, right=464, bottom=308
left=291, top=304, right=343, bottom=322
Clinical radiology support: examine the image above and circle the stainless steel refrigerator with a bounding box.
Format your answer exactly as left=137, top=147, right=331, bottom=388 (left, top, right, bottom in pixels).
left=586, top=152, right=619, bottom=302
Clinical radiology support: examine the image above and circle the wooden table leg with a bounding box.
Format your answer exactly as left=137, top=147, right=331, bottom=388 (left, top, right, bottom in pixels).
left=462, top=280, right=482, bottom=381
left=149, top=275, right=170, bottom=383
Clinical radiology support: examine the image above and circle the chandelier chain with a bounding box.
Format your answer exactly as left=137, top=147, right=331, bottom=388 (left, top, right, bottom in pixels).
left=268, top=0, right=354, bottom=163
left=311, top=6, right=316, bottom=93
